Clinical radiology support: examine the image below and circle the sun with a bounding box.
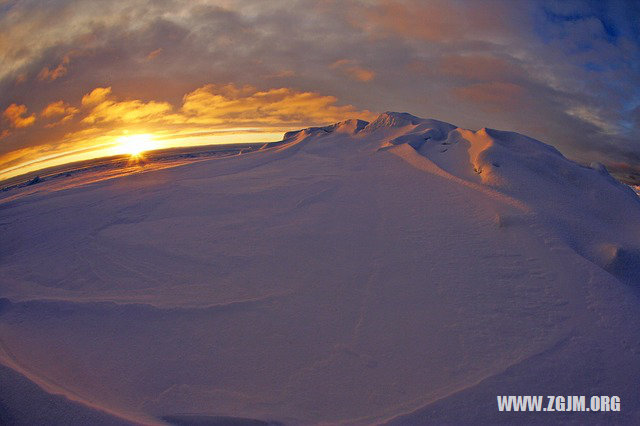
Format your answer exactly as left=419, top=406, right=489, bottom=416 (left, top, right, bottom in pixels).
left=115, top=134, right=156, bottom=158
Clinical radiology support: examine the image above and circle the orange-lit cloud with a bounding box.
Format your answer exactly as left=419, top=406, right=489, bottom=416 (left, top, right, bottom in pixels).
left=74, top=84, right=374, bottom=129
left=331, top=59, right=375, bottom=82
left=38, top=63, right=67, bottom=82
left=146, top=48, right=162, bottom=60
left=83, top=100, right=173, bottom=125
left=41, top=100, right=79, bottom=126
left=81, top=87, right=114, bottom=107
left=80, top=87, right=173, bottom=125
left=3, top=104, right=36, bottom=128
left=37, top=53, right=75, bottom=82
left=180, top=84, right=376, bottom=126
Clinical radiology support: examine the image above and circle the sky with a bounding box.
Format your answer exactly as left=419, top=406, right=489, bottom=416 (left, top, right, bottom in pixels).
left=1, top=0, right=639, bottom=180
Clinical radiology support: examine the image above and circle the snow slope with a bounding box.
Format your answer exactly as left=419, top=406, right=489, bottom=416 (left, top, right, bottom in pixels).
left=1, top=112, right=639, bottom=424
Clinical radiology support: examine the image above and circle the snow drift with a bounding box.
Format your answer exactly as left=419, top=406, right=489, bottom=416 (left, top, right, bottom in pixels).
left=1, top=112, right=639, bottom=424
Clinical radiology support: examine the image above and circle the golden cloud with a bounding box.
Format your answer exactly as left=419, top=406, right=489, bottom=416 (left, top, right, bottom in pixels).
left=3, top=103, right=36, bottom=128
left=81, top=87, right=114, bottom=107
left=81, top=87, right=173, bottom=125
left=180, top=84, right=375, bottom=126
left=42, top=101, right=71, bottom=117
left=41, top=100, right=79, bottom=127
left=72, top=84, right=373, bottom=131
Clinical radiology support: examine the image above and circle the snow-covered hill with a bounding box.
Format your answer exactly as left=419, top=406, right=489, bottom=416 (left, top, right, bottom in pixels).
left=1, top=112, right=639, bottom=424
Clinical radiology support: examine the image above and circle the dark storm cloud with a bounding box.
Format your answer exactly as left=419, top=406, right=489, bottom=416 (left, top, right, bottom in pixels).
left=1, top=0, right=639, bottom=173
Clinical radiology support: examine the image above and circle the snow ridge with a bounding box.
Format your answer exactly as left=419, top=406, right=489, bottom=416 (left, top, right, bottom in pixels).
left=285, top=111, right=640, bottom=287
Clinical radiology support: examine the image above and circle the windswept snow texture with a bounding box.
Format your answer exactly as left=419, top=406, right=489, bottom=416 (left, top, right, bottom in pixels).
left=1, top=112, right=640, bottom=424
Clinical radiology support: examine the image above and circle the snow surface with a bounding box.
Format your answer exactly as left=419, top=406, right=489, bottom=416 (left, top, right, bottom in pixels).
left=1, top=112, right=640, bottom=424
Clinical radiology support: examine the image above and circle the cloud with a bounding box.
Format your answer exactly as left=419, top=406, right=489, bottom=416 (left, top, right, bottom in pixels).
left=37, top=61, right=67, bottom=82
left=81, top=87, right=113, bottom=107
left=566, top=106, right=620, bottom=135
left=146, top=48, right=162, bottom=60
left=180, top=84, right=375, bottom=126
left=41, top=100, right=79, bottom=126
left=42, top=84, right=373, bottom=136
left=37, top=51, right=78, bottom=82
left=74, top=84, right=375, bottom=129
left=3, top=103, right=36, bottom=128
left=330, top=59, right=376, bottom=82
left=81, top=88, right=173, bottom=125
left=42, top=100, right=77, bottom=118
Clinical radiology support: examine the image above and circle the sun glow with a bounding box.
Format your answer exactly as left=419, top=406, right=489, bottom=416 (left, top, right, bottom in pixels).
left=0, top=129, right=287, bottom=182
left=115, top=134, right=156, bottom=158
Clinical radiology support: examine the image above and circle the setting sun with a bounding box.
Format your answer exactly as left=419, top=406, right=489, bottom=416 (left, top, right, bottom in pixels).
left=115, top=134, right=155, bottom=158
